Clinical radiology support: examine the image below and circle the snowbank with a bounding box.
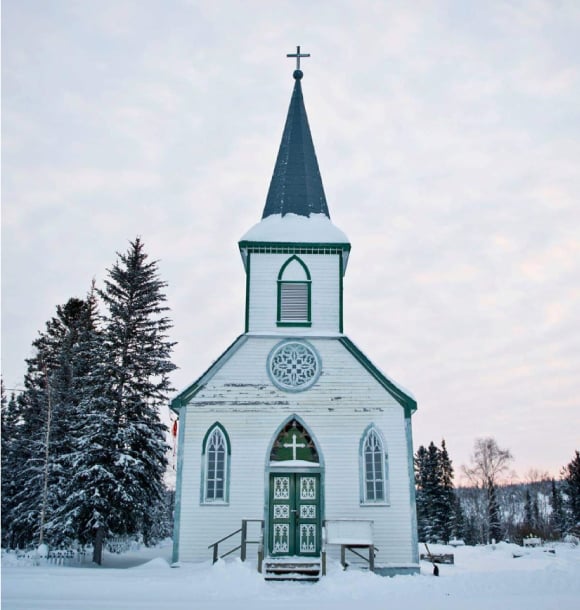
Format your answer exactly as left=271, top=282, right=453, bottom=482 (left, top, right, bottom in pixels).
left=2, top=543, right=580, bottom=610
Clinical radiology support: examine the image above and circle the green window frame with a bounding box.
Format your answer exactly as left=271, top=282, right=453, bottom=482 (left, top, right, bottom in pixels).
left=359, top=425, right=389, bottom=505
left=277, top=256, right=312, bottom=327
left=201, top=423, right=231, bottom=505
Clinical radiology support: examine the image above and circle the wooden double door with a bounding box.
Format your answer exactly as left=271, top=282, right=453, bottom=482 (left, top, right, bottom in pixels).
left=269, top=473, right=321, bottom=556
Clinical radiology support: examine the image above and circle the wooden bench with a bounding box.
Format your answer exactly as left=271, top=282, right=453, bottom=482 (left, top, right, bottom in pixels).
left=323, top=520, right=376, bottom=574
left=523, top=537, right=542, bottom=547
left=420, top=553, right=454, bottom=564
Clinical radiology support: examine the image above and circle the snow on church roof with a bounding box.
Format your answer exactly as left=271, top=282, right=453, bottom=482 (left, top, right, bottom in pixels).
left=241, top=62, right=350, bottom=247
left=240, top=212, right=350, bottom=244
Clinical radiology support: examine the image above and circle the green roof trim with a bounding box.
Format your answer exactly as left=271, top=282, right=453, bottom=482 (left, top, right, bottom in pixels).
left=170, top=334, right=417, bottom=418
left=239, top=240, right=351, bottom=252
left=339, top=336, right=417, bottom=417
left=170, top=335, right=247, bottom=412
left=239, top=240, right=351, bottom=275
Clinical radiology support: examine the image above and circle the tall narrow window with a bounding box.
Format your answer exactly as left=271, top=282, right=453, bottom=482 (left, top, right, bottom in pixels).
left=360, top=427, right=388, bottom=504
left=277, top=256, right=311, bottom=326
left=202, top=424, right=230, bottom=504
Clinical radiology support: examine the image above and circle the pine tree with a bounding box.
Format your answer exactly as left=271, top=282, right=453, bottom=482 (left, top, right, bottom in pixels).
left=414, top=444, right=430, bottom=542
left=438, top=439, right=455, bottom=543
left=2, top=298, right=92, bottom=548
left=550, top=479, right=566, bottom=538
left=562, top=450, right=580, bottom=534
left=43, top=284, right=112, bottom=548
left=88, top=237, right=176, bottom=563
left=451, top=492, right=466, bottom=541
left=415, top=440, right=457, bottom=543
left=1, top=382, right=21, bottom=548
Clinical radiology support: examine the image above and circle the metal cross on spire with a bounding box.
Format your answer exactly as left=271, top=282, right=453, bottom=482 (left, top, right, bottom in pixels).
left=287, top=45, right=310, bottom=71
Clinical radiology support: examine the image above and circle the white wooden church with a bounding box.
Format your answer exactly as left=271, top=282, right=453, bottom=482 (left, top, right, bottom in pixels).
left=171, top=51, right=419, bottom=579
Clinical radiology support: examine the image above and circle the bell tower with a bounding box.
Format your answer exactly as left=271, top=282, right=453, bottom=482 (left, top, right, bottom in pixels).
left=239, top=49, right=351, bottom=335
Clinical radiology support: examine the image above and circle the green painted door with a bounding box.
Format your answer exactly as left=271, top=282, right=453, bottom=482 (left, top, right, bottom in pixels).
left=269, top=473, right=321, bottom=556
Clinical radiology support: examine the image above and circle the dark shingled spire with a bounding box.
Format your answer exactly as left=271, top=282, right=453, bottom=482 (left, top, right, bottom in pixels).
left=262, top=69, right=329, bottom=219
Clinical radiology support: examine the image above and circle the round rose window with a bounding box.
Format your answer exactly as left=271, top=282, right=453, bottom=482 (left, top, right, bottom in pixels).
left=268, top=341, right=321, bottom=392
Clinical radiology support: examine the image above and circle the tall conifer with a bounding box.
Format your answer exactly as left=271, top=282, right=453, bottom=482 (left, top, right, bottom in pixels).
left=92, top=237, right=176, bottom=563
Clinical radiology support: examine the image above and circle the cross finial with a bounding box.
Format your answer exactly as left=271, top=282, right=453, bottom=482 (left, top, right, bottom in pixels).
left=287, top=45, right=310, bottom=72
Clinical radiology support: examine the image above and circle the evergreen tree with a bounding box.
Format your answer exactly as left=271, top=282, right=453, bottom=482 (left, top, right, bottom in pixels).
left=488, top=485, right=502, bottom=542
left=550, top=479, right=566, bottom=538
left=562, top=450, right=580, bottom=534
left=43, top=284, right=112, bottom=549
left=451, top=492, right=467, bottom=541
left=415, top=440, right=456, bottom=543
left=439, top=439, right=455, bottom=543
left=2, top=298, right=92, bottom=548
left=414, top=444, right=430, bottom=542
left=523, top=489, right=534, bottom=530
left=1, top=382, right=21, bottom=548
left=87, top=237, right=176, bottom=563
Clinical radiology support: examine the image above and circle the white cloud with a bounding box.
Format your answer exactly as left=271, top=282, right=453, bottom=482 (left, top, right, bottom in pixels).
left=2, top=0, right=579, bottom=476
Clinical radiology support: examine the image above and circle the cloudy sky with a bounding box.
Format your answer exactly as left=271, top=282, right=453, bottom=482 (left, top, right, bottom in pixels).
left=3, top=0, right=579, bottom=479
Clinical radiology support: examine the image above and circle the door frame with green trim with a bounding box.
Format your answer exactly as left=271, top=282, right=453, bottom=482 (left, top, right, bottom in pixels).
left=269, top=472, right=321, bottom=556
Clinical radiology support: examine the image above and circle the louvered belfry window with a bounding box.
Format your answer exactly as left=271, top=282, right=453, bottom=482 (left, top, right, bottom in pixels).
left=280, top=282, right=309, bottom=321
left=277, top=256, right=311, bottom=326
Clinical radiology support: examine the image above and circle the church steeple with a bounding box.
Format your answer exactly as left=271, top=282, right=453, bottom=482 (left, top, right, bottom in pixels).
left=262, top=55, right=329, bottom=219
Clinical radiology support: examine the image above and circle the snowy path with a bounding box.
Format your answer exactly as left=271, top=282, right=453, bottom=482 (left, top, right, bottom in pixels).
left=3, top=543, right=580, bottom=610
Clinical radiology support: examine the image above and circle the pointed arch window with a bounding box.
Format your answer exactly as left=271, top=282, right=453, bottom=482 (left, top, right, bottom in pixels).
left=277, top=256, right=311, bottom=327
left=360, top=426, right=389, bottom=505
left=201, top=423, right=231, bottom=504
left=270, top=418, right=319, bottom=464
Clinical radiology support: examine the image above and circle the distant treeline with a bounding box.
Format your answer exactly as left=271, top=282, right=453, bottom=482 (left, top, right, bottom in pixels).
left=415, top=439, right=580, bottom=545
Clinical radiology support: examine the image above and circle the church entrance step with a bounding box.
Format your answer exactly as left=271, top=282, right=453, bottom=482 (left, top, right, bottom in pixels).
left=263, top=556, right=322, bottom=581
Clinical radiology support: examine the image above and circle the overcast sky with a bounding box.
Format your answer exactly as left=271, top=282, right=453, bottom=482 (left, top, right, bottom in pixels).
left=3, top=0, right=579, bottom=479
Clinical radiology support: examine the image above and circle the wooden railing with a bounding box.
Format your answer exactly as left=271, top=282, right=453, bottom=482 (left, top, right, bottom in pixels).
left=208, top=519, right=264, bottom=569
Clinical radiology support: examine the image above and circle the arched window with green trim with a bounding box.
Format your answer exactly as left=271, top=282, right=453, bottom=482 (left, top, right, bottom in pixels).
left=360, top=425, right=389, bottom=504
left=277, top=255, right=311, bottom=327
left=201, top=423, right=231, bottom=504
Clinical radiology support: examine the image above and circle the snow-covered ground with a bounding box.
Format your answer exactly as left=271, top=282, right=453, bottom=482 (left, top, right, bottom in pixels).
left=2, top=541, right=580, bottom=610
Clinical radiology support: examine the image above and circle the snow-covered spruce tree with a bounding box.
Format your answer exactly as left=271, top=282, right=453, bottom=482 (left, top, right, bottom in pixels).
left=1, top=381, right=20, bottom=548
left=549, top=479, right=566, bottom=538
left=2, top=299, right=91, bottom=549
left=451, top=492, right=467, bottom=542
left=562, top=450, right=580, bottom=535
left=92, top=237, right=176, bottom=563
left=415, top=440, right=456, bottom=543
left=43, top=284, right=112, bottom=549
left=438, top=439, right=456, bottom=543
left=414, top=444, right=431, bottom=542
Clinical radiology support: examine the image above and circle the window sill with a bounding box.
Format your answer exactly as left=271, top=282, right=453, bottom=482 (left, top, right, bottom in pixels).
left=277, top=322, right=312, bottom=327
left=201, top=501, right=230, bottom=507
left=360, top=501, right=390, bottom=507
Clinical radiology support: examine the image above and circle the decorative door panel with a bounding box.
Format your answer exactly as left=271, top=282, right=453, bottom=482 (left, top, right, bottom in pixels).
left=269, top=473, right=320, bottom=556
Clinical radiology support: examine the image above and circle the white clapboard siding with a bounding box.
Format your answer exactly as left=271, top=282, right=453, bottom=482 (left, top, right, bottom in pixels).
left=176, top=336, right=416, bottom=567
left=247, top=253, right=341, bottom=333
